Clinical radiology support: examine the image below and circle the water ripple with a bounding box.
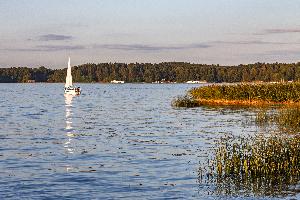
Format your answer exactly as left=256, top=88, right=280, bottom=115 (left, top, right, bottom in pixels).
left=0, top=83, right=262, bottom=199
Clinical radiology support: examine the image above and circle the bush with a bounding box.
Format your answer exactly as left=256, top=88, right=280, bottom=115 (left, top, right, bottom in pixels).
left=171, top=95, right=199, bottom=108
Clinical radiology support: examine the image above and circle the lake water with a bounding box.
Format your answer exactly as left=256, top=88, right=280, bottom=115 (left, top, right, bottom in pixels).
left=0, top=83, right=297, bottom=199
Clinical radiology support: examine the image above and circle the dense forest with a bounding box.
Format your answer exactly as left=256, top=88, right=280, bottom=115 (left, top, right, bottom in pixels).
left=0, top=62, right=299, bottom=83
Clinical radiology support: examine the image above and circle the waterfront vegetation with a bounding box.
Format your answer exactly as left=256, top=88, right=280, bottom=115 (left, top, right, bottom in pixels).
left=171, top=95, right=200, bottom=107
left=197, top=106, right=300, bottom=197
left=256, top=107, right=300, bottom=133
left=173, top=82, right=300, bottom=107
left=191, top=82, right=300, bottom=105
left=175, top=80, right=300, bottom=196
left=1, top=61, right=300, bottom=83
left=206, top=135, right=300, bottom=196
left=175, top=81, right=300, bottom=196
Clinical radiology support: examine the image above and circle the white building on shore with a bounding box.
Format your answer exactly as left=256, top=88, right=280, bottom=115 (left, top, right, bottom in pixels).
left=111, top=80, right=125, bottom=84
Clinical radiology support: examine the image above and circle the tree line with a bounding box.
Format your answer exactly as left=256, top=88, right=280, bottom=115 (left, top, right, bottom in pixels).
left=0, top=62, right=299, bottom=83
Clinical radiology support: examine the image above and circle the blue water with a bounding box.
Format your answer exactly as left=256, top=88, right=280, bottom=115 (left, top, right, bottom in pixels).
left=0, top=83, right=296, bottom=199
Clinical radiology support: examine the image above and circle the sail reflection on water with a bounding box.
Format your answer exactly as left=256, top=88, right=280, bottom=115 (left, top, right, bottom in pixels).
left=64, top=94, right=75, bottom=154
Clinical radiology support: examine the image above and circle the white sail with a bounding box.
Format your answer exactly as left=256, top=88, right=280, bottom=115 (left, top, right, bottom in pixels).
left=65, top=57, right=73, bottom=87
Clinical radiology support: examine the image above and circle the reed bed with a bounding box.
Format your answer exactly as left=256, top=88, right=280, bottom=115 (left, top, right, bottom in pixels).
left=178, top=82, right=300, bottom=107
left=256, top=107, right=300, bottom=133
left=206, top=135, right=300, bottom=196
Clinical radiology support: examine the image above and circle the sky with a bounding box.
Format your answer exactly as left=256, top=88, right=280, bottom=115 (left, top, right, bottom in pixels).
left=1, top=0, right=300, bottom=68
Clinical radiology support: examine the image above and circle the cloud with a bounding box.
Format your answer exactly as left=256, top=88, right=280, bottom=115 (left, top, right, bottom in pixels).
left=94, top=40, right=292, bottom=52
left=2, top=39, right=291, bottom=53
left=256, top=28, right=300, bottom=35
left=210, top=40, right=287, bottom=45
left=36, top=45, right=85, bottom=51
left=39, top=34, right=73, bottom=41
left=3, top=45, right=85, bottom=52
left=94, top=43, right=210, bottom=51
left=2, top=43, right=210, bottom=52
left=3, top=37, right=298, bottom=54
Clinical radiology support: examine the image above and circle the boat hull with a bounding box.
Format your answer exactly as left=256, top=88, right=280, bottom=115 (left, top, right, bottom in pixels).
left=64, top=87, right=81, bottom=95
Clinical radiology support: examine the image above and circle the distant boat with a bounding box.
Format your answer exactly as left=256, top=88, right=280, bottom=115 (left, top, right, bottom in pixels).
left=64, top=57, right=81, bottom=95
left=111, top=80, right=125, bottom=84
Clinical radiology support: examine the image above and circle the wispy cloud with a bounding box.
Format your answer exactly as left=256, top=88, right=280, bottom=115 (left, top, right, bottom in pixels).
left=98, top=40, right=294, bottom=51
left=94, top=43, right=210, bottom=51
left=39, top=34, right=73, bottom=41
left=3, top=45, right=85, bottom=52
left=3, top=43, right=210, bottom=52
left=210, top=40, right=288, bottom=45
left=36, top=45, right=84, bottom=51
left=1, top=39, right=291, bottom=53
left=4, top=39, right=291, bottom=53
left=256, top=28, right=300, bottom=35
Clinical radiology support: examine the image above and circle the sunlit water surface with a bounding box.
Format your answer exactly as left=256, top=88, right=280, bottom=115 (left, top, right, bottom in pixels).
left=0, top=83, right=297, bottom=199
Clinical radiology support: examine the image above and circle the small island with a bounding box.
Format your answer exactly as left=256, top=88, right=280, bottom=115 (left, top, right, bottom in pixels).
left=173, top=82, right=300, bottom=107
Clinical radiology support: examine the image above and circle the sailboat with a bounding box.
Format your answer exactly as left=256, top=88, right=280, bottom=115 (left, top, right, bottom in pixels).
left=64, top=57, right=81, bottom=95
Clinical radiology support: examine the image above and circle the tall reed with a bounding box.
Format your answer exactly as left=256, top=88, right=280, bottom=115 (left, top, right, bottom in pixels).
left=256, top=107, right=300, bottom=133
left=204, top=135, right=300, bottom=197
left=190, top=82, right=300, bottom=104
